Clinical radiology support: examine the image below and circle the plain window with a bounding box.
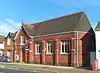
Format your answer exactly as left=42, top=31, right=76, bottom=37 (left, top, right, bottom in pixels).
left=60, top=40, right=69, bottom=54
left=46, top=41, right=53, bottom=54
left=21, top=36, right=25, bottom=44
left=35, top=43, right=41, bottom=54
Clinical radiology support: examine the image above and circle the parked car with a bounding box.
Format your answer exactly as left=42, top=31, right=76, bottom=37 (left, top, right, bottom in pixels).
left=0, top=56, right=12, bottom=62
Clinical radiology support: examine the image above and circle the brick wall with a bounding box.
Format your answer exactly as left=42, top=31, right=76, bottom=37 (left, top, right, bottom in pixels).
left=13, top=26, right=95, bottom=67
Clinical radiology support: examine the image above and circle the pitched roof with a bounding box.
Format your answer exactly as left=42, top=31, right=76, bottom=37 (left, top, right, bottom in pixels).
left=23, top=12, right=92, bottom=37
left=22, top=24, right=35, bottom=36
left=0, top=35, right=5, bottom=42
left=95, top=21, right=100, bottom=31
left=7, top=32, right=16, bottom=38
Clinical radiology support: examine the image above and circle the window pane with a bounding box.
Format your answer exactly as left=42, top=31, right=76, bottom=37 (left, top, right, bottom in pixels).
left=47, top=41, right=53, bottom=53
left=65, top=45, right=67, bottom=53
left=39, top=45, right=41, bottom=53
left=48, top=43, right=51, bottom=53
left=48, top=47, right=50, bottom=53
left=62, top=45, right=64, bottom=53
left=65, top=41, right=69, bottom=53
left=61, top=40, right=69, bottom=53
left=51, top=45, right=53, bottom=53
left=22, top=36, right=25, bottom=44
left=21, top=36, right=25, bottom=44
left=36, top=43, right=40, bottom=53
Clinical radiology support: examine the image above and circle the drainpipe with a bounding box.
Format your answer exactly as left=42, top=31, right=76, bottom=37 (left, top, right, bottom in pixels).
left=76, top=31, right=79, bottom=67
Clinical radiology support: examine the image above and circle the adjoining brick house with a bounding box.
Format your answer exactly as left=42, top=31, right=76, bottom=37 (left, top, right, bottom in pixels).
left=4, top=32, right=16, bottom=60
left=13, top=12, right=95, bottom=67
left=0, top=35, right=5, bottom=56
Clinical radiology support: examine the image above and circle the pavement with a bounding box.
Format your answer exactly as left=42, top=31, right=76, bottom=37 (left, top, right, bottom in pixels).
left=0, top=62, right=99, bottom=73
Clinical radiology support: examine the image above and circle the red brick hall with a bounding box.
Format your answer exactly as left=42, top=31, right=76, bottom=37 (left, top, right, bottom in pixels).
left=13, top=12, right=95, bottom=67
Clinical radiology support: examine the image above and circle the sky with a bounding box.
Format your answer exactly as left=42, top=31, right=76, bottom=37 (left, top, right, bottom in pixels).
left=0, top=0, right=99, bottom=35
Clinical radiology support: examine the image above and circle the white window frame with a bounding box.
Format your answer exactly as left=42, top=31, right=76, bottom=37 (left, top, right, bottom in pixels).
left=35, top=43, right=41, bottom=54
left=20, top=36, right=25, bottom=45
left=46, top=41, right=53, bottom=54
left=60, top=40, right=69, bottom=54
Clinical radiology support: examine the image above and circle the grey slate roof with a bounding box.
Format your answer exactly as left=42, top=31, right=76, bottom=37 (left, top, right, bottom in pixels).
left=22, top=12, right=92, bottom=37
left=7, top=32, right=16, bottom=38
left=95, top=21, right=100, bottom=31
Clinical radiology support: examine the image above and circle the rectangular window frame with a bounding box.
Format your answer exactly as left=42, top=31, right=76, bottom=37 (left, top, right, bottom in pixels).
left=60, top=40, right=69, bottom=54
left=20, top=36, right=25, bottom=45
left=46, top=41, right=53, bottom=54
left=35, top=43, right=41, bottom=55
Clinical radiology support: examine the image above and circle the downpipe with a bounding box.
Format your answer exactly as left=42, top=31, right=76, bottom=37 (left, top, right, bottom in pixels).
left=76, top=31, right=79, bottom=67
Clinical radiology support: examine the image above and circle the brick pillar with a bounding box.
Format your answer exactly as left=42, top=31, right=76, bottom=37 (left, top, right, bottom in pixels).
left=25, top=50, right=28, bottom=63
left=54, top=39, right=59, bottom=65
left=14, top=51, right=16, bottom=62
left=41, top=40, right=46, bottom=64
left=20, top=49, right=22, bottom=62
left=28, top=40, right=34, bottom=63
left=29, top=50, right=33, bottom=63
left=11, top=50, right=13, bottom=61
left=71, top=39, right=76, bottom=67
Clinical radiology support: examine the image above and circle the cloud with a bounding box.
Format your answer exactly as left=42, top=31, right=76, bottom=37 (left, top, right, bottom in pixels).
left=49, top=0, right=100, bottom=8
left=0, top=19, right=21, bottom=36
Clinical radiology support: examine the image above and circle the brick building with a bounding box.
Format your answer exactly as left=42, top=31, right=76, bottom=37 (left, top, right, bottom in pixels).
left=0, top=35, right=5, bottom=56
left=4, top=32, right=16, bottom=60
left=10, top=12, right=95, bottom=67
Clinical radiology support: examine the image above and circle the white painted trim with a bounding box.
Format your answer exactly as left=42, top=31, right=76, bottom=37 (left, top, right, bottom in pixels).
left=60, top=53, right=68, bottom=55
left=22, top=25, right=32, bottom=38
left=25, top=49, right=29, bottom=51
left=14, top=24, right=32, bottom=40
left=20, top=44, right=25, bottom=46
left=35, top=53, right=41, bottom=55
left=14, top=26, right=21, bottom=40
left=46, top=53, right=53, bottom=55
left=30, top=36, right=34, bottom=38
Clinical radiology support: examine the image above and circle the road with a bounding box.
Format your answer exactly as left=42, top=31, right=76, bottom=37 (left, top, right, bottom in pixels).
left=0, top=67, right=46, bottom=73
left=0, top=67, right=56, bottom=73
